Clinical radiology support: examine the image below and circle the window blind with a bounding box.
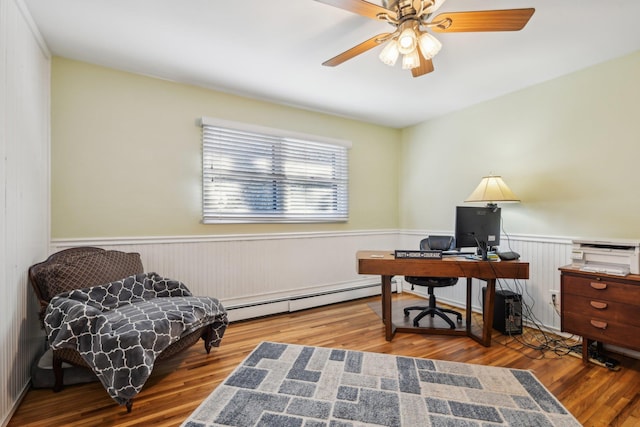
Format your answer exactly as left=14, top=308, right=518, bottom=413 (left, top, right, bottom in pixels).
left=201, top=118, right=349, bottom=223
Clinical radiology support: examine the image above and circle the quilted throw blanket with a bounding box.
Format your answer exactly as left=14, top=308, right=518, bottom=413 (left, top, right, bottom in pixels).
left=44, top=272, right=228, bottom=405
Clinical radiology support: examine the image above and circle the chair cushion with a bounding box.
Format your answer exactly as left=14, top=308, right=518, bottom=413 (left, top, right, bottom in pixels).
left=408, top=236, right=458, bottom=287
left=405, top=276, right=458, bottom=287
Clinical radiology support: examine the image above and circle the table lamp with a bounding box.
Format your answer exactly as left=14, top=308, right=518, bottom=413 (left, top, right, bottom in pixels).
left=465, top=174, right=520, bottom=209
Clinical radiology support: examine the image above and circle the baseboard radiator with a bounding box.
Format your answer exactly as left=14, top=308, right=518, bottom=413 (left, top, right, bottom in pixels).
left=226, top=280, right=397, bottom=322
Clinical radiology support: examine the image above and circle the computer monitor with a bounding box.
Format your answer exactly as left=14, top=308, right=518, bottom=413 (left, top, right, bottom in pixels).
left=455, top=206, right=501, bottom=260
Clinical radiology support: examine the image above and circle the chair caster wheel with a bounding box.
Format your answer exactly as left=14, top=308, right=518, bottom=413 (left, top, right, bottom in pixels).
left=404, top=310, right=410, bottom=317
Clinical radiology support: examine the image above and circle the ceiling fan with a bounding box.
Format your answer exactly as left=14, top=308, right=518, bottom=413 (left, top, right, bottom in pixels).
left=315, top=0, right=535, bottom=77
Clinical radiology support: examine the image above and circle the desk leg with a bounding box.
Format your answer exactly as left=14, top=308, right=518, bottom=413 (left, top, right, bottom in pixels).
left=468, top=278, right=495, bottom=347
left=481, top=279, right=496, bottom=346
left=381, top=275, right=395, bottom=341
left=466, top=278, right=472, bottom=335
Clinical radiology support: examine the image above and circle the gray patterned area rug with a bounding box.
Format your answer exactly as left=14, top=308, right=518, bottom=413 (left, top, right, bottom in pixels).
left=182, top=341, right=580, bottom=427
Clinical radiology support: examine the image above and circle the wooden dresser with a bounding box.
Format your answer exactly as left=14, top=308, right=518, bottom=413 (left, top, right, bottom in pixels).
left=560, top=266, right=640, bottom=363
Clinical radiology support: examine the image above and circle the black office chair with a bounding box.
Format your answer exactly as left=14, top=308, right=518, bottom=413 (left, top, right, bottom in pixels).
left=403, top=236, right=462, bottom=329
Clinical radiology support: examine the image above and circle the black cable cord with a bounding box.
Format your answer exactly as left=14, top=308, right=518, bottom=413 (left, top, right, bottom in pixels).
left=500, top=217, right=516, bottom=254
left=473, top=220, right=582, bottom=359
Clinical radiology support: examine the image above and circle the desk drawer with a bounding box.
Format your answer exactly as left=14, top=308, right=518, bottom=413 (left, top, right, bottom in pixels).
left=562, top=274, right=640, bottom=304
left=562, top=312, right=640, bottom=351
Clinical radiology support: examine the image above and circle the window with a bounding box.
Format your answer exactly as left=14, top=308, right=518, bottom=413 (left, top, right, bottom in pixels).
left=201, top=117, right=350, bottom=223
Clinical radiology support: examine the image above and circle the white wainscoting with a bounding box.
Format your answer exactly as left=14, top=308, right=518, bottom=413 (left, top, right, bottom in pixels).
left=52, top=231, right=640, bottom=359
left=51, top=231, right=575, bottom=331
left=51, top=230, right=401, bottom=322
left=1, top=0, right=51, bottom=425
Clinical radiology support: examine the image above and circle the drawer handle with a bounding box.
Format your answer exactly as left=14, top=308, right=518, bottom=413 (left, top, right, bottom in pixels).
left=590, top=320, right=608, bottom=330
left=590, top=301, right=608, bottom=309
left=590, top=282, right=608, bottom=290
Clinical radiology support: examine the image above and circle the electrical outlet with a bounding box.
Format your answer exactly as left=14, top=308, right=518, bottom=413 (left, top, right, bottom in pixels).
left=549, top=289, right=560, bottom=309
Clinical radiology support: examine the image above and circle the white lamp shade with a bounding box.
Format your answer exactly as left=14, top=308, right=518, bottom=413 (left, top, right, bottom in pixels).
left=397, top=27, right=417, bottom=54
left=401, top=49, right=420, bottom=69
left=418, top=32, right=442, bottom=60
left=379, top=40, right=400, bottom=66
left=465, top=175, right=520, bottom=204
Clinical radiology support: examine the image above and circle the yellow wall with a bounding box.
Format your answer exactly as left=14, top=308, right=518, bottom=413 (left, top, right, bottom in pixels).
left=399, top=51, right=640, bottom=239
left=53, top=51, right=640, bottom=240
left=51, top=58, right=400, bottom=237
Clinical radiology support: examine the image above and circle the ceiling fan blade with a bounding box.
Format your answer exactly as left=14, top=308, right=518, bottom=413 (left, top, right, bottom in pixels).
left=323, top=33, right=392, bottom=67
left=411, top=52, right=434, bottom=77
left=431, top=8, right=535, bottom=33
left=314, top=0, right=397, bottom=21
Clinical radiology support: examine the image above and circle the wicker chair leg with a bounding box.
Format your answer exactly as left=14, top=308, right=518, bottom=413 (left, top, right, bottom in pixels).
left=125, top=400, right=133, bottom=413
left=52, top=355, right=64, bottom=392
left=203, top=327, right=213, bottom=354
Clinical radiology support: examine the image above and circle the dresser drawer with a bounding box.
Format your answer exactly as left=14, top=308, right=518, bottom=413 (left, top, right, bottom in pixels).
left=562, top=294, right=640, bottom=328
left=562, top=274, right=640, bottom=305
left=560, top=267, right=640, bottom=363
left=562, top=312, right=640, bottom=351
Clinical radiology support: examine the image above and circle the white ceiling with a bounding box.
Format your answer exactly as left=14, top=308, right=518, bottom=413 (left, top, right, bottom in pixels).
left=23, top=0, right=640, bottom=128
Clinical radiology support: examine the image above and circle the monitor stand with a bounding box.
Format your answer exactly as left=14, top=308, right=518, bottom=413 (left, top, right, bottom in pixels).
left=477, top=242, right=489, bottom=261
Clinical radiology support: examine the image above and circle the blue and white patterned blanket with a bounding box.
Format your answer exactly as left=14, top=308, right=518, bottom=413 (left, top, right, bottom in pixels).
left=44, top=272, right=227, bottom=405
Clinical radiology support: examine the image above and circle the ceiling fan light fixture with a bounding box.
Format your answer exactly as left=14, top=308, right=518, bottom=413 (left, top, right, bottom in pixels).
left=397, top=27, right=417, bottom=55
left=418, top=31, right=442, bottom=60
left=316, top=1, right=535, bottom=78
left=379, top=39, right=400, bottom=66
left=401, top=49, right=420, bottom=69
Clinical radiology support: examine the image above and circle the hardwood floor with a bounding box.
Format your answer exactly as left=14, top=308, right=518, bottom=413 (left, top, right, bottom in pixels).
left=9, top=293, right=640, bottom=426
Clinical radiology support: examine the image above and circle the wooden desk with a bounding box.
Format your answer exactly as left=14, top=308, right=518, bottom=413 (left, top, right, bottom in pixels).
left=357, top=250, right=530, bottom=346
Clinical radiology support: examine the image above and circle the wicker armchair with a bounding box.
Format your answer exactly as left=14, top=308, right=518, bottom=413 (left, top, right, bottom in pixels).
left=29, top=247, right=226, bottom=412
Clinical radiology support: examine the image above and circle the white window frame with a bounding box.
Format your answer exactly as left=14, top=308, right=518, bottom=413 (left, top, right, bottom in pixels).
left=201, top=117, right=351, bottom=223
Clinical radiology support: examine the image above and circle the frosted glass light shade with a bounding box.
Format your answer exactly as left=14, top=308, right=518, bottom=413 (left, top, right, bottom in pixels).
left=465, top=175, right=520, bottom=204
left=397, top=27, right=417, bottom=54
left=418, top=32, right=442, bottom=59
left=379, top=40, right=400, bottom=66
left=401, top=49, right=420, bottom=69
